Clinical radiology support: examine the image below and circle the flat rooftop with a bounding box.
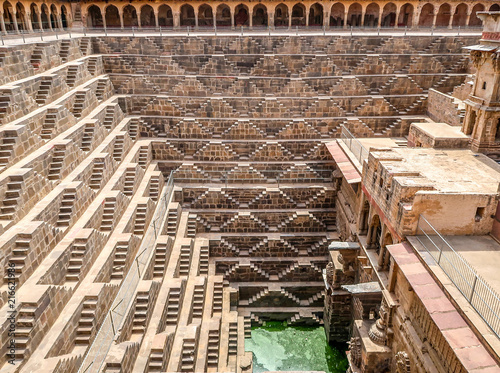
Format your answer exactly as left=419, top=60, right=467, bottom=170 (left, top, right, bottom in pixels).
left=411, top=122, right=469, bottom=139
left=377, top=148, right=500, bottom=193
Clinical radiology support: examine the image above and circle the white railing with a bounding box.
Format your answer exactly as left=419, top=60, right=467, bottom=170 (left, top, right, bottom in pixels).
left=340, top=125, right=369, bottom=165
left=416, top=215, right=500, bottom=339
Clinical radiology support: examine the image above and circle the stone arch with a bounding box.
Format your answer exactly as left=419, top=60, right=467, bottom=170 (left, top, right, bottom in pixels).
left=469, top=4, right=484, bottom=27
left=381, top=2, right=396, bottom=27
left=234, top=4, right=249, bottom=26
left=87, top=5, right=103, bottom=28
left=452, top=3, right=468, bottom=26
left=122, top=5, right=138, bottom=27
left=105, top=5, right=120, bottom=27
left=308, top=3, right=323, bottom=26
left=367, top=214, right=382, bottom=252
left=398, top=3, right=413, bottom=27
left=158, top=4, right=173, bottom=27
left=30, top=3, right=40, bottom=29
left=291, top=3, right=306, bottom=26
left=216, top=4, right=231, bottom=26
left=3, top=1, right=14, bottom=30
left=418, top=3, right=434, bottom=27
left=436, top=3, right=451, bottom=27
left=198, top=4, right=213, bottom=26
left=50, top=4, right=58, bottom=28
left=347, top=3, right=362, bottom=27
left=252, top=4, right=267, bottom=27
left=15, top=2, right=26, bottom=30
left=490, top=4, right=500, bottom=11
left=330, top=3, right=344, bottom=27
left=180, top=4, right=195, bottom=26
left=364, top=3, right=379, bottom=27
left=359, top=200, right=370, bottom=235
left=379, top=231, right=393, bottom=269
left=274, top=3, right=289, bottom=27
left=140, top=4, right=155, bottom=27
left=61, top=4, right=68, bottom=28
left=40, top=3, right=50, bottom=29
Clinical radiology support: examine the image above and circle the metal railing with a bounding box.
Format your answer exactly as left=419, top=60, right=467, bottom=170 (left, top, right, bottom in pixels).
left=340, top=125, right=369, bottom=165
left=0, top=23, right=482, bottom=45
left=416, top=215, right=500, bottom=339
left=77, top=171, right=174, bottom=373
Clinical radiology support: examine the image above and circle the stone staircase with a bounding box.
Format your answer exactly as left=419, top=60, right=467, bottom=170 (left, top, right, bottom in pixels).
left=75, top=297, right=98, bottom=345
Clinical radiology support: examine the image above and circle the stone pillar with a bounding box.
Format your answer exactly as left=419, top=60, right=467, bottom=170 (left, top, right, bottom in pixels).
left=194, top=9, right=198, bottom=28
left=432, top=11, right=437, bottom=28
left=412, top=10, right=419, bottom=29
left=26, top=12, right=33, bottom=31
left=249, top=10, right=253, bottom=29
left=378, top=9, right=383, bottom=28
left=269, top=11, right=274, bottom=29
left=288, top=13, right=292, bottom=28
left=305, top=10, right=309, bottom=26
left=448, top=7, right=454, bottom=29
left=0, top=12, right=6, bottom=33
left=137, top=10, right=141, bottom=28
left=213, top=12, right=216, bottom=28
left=12, top=11, right=19, bottom=33
left=173, top=11, right=180, bottom=28
left=230, top=9, right=235, bottom=29
left=102, top=11, right=106, bottom=29
left=119, top=10, right=124, bottom=29
left=465, top=12, right=471, bottom=27
left=344, top=10, right=348, bottom=29
left=154, top=10, right=159, bottom=27
left=324, top=11, right=329, bottom=29
left=394, top=8, right=400, bottom=28
left=361, top=10, right=365, bottom=27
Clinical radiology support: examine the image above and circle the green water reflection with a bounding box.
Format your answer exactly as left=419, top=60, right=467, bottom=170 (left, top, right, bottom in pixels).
left=245, top=322, right=348, bottom=373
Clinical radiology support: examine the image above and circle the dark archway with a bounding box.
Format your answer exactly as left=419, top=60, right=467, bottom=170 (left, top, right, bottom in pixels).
left=469, top=4, right=484, bottom=27
left=490, top=4, right=500, bottom=11
left=180, top=4, right=195, bottom=26
left=347, top=3, right=362, bottom=26
left=158, top=5, right=173, bottom=27
left=198, top=4, right=213, bottom=26
left=87, top=5, right=103, bottom=28
left=436, top=3, right=451, bottom=27
left=418, top=3, right=434, bottom=27
left=381, top=2, right=396, bottom=27
left=308, top=3, right=323, bottom=26
left=216, top=4, right=231, bottom=26
left=105, top=5, right=120, bottom=28
left=364, top=3, right=379, bottom=27
left=398, top=3, right=413, bottom=27
left=330, top=3, right=344, bottom=27
left=15, top=2, right=26, bottom=30
left=291, top=3, right=306, bottom=26
left=3, top=2, right=14, bottom=30
left=123, top=5, right=138, bottom=27
left=30, top=3, right=40, bottom=29
left=274, top=3, right=289, bottom=27
left=61, top=5, right=68, bottom=28
left=234, top=4, right=249, bottom=26
left=140, top=5, right=155, bottom=27
left=452, top=3, right=467, bottom=27
left=50, top=4, right=58, bottom=28
left=252, top=4, right=268, bottom=27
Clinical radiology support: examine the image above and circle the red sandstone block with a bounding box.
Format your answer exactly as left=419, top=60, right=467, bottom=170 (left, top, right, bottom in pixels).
left=432, top=311, right=468, bottom=331
left=454, top=345, right=498, bottom=371
left=442, top=327, right=481, bottom=350
left=423, top=297, right=456, bottom=314
left=413, top=283, right=445, bottom=300
left=406, top=272, right=435, bottom=286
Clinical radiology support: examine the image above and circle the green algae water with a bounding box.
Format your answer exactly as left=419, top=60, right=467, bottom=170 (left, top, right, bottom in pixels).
left=245, top=322, right=348, bottom=373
